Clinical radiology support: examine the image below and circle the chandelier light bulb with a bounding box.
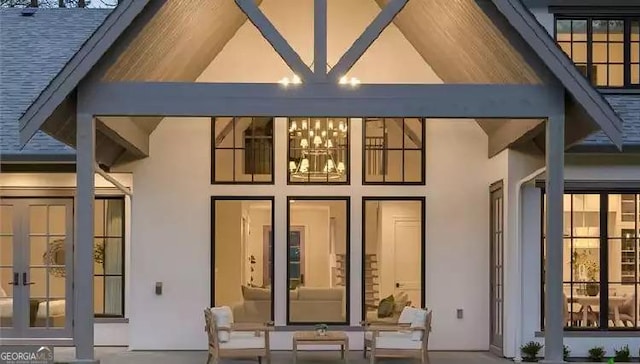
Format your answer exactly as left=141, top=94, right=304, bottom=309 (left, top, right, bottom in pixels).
left=321, top=130, right=327, bottom=137
left=309, top=130, right=314, bottom=137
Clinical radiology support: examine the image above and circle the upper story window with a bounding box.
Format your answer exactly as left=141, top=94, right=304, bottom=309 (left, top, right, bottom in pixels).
left=363, top=118, right=425, bottom=185
left=555, top=17, right=640, bottom=88
left=212, top=117, right=274, bottom=184
left=288, top=118, right=349, bottom=184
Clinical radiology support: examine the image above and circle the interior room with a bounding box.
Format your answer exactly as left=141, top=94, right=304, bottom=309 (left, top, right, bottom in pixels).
left=363, top=200, right=424, bottom=323
left=545, top=193, right=640, bottom=328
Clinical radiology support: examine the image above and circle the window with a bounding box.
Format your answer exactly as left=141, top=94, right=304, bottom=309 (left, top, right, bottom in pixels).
left=288, top=118, right=349, bottom=184
left=211, top=198, right=274, bottom=322
left=363, top=118, right=425, bottom=184
left=555, top=17, right=640, bottom=88
left=287, top=197, right=349, bottom=324
left=362, top=198, right=425, bottom=322
left=212, top=117, right=274, bottom=184
left=94, top=197, right=125, bottom=317
left=541, top=192, right=640, bottom=330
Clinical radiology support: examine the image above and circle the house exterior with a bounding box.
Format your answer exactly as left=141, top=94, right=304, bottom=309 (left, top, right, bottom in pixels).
left=1, top=0, right=639, bottom=362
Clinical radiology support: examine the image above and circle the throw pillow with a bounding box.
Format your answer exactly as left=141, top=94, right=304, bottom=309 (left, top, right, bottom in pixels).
left=377, top=295, right=395, bottom=318
left=210, top=306, right=234, bottom=343
left=393, top=292, right=409, bottom=314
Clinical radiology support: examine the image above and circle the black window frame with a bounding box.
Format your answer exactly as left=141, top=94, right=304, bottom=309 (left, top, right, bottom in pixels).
left=94, top=196, right=126, bottom=319
left=287, top=117, right=350, bottom=185
left=361, top=196, right=426, bottom=322
left=286, top=196, right=351, bottom=325
left=211, top=117, right=275, bottom=185
left=362, top=118, right=426, bottom=185
left=554, top=15, right=640, bottom=89
left=540, top=188, right=640, bottom=331
left=210, top=196, right=276, bottom=322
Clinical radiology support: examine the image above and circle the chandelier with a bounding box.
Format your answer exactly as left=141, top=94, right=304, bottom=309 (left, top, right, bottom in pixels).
left=289, top=118, right=348, bottom=182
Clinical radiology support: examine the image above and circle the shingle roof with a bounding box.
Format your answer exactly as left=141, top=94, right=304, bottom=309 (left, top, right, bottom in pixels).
left=581, top=95, right=640, bottom=147
left=0, top=8, right=109, bottom=158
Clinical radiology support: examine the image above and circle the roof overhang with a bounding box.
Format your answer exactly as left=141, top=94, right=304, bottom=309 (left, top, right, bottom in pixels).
left=17, top=0, right=622, bottom=161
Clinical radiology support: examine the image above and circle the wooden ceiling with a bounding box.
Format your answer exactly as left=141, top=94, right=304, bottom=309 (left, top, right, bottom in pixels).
left=51, top=0, right=579, bottom=164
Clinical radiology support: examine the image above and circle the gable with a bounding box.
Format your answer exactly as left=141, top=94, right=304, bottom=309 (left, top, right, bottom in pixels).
left=17, top=0, right=622, bottom=163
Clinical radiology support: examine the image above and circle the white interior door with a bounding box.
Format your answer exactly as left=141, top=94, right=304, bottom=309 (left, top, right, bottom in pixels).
left=393, top=219, right=422, bottom=307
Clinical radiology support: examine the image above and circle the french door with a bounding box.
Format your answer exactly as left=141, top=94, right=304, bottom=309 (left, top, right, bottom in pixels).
left=489, top=182, right=504, bottom=355
left=0, top=198, right=73, bottom=339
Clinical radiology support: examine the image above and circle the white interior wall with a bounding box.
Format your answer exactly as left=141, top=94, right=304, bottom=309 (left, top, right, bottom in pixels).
left=0, top=172, right=132, bottom=346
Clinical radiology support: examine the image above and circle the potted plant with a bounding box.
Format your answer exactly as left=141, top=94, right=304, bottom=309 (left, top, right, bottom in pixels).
left=564, top=345, right=571, bottom=362
left=521, top=341, right=543, bottom=362
left=614, top=345, right=631, bottom=362
left=588, top=346, right=605, bottom=362
left=315, top=323, right=328, bottom=336
left=573, top=250, right=599, bottom=296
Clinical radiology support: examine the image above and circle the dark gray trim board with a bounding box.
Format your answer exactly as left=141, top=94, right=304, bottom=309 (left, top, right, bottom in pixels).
left=534, top=180, right=640, bottom=191
left=525, top=0, right=640, bottom=7
left=0, top=163, right=76, bottom=173
left=0, top=153, right=75, bottom=163
left=81, top=83, right=561, bottom=119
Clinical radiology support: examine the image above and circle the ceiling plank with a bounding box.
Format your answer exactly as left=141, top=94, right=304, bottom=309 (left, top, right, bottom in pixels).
left=97, top=117, right=150, bottom=158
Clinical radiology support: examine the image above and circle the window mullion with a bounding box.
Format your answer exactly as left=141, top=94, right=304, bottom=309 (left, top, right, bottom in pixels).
left=625, top=18, right=632, bottom=87
left=587, top=18, right=594, bottom=84
left=599, top=192, right=609, bottom=330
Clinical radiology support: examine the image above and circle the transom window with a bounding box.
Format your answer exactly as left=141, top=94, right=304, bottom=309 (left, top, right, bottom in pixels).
left=363, top=118, right=425, bottom=184
left=212, top=117, right=274, bottom=184
left=541, top=191, right=640, bottom=331
left=288, top=118, right=349, bottom=184
left=555, top=17, right=640, bottom=88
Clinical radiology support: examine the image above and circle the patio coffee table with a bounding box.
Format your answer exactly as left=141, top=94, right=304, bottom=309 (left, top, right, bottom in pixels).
left=293, top=331, right=349, bottom=363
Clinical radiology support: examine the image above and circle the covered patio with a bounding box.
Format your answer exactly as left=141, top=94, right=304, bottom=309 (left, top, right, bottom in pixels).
left=15, top=0, right=623, bottom=363
left=53, top=347, right=510, bottom=364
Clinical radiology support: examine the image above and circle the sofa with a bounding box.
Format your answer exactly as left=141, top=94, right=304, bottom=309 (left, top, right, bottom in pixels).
left=232, top=285, right=345, bottom=323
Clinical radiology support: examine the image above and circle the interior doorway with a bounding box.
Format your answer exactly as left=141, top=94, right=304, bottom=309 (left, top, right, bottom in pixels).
left=362, top=197, right=425, bottom=322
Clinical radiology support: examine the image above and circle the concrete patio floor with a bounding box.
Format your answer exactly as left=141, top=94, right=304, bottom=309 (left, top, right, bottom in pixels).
left=53, top=347, right=512, bottom=363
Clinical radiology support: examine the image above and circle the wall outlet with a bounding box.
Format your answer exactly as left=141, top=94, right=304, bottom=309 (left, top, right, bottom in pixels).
left=456, top=309, right=463, bottom=319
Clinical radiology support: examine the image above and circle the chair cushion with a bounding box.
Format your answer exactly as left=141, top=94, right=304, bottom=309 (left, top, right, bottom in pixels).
left=397, top=307, right=428, bottom=340
left=219, top=332, right=265, bottom=350
left=370, top=332, right=422, bottom=350
left=210, top=306, right=234, bottom=343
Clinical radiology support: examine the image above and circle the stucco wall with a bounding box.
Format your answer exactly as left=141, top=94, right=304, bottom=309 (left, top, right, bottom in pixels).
left=108, top=0, right=522, bottom=351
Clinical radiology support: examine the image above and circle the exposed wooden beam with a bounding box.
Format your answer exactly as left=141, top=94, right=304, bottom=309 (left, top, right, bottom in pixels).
left=235, top=0, right=314, bottom=82
left=314, top=0, right=327, bottom=81
left=96, top=117, right=149, bottom=158
left=215, top=118, right=235, bottom=147
left=329, top=0, right=407, bottom=81
left=389, top=118, right=422, bottom=148
left=82, top=82, right=559, bottom=119
left=487, top=119, right=544, bottom=157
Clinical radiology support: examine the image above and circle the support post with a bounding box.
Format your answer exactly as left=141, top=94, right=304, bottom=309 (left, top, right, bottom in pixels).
left=74, top=113, right=98, bottom=363
left=543, top=113, right=565, bottom=363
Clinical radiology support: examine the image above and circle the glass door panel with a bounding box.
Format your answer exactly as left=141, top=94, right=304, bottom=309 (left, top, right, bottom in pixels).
left=0, top=203, right=17, bottom=330
left=25, top=200, right=72, bottom=335
left=490, top=182, right=504, bottom=355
